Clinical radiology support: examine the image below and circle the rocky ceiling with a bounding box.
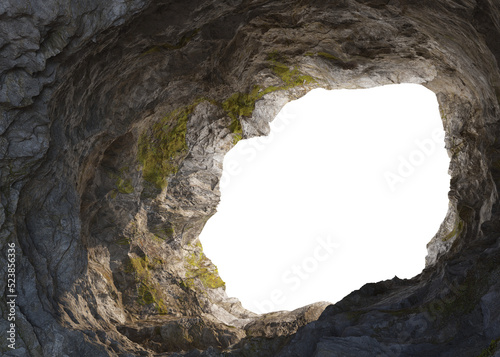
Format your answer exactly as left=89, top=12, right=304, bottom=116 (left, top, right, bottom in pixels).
left=1, top=0, right=500, bottom=356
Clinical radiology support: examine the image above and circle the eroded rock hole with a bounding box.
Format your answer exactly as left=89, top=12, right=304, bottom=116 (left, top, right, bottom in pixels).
left=200, top=84, right=450, bottom=313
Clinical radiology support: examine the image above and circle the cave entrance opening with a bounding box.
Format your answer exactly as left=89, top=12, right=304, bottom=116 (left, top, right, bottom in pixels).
left=199, top=84, right=450, bottom=314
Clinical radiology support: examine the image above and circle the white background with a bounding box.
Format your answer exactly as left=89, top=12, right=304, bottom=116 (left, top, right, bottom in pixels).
left=200, top=84, right=450, bottom=313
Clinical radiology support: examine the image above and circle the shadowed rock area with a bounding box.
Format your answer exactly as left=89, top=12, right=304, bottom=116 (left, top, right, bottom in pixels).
left=1, top=0, right=500, bottom=356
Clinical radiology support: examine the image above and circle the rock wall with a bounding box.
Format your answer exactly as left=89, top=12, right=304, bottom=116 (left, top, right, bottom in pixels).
left=1, top=0, right=500, bottom=356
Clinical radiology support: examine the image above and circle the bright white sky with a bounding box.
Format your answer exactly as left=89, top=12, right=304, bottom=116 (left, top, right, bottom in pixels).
left=199, top=84, right=450, bottom=314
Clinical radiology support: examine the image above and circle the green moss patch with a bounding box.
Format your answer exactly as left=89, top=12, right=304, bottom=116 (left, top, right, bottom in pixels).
left=219, top=53, right=315, bottom=145
left=222, top=87, right=263, bottom=145
left=303, top=51, right=357, bottom=70
left=184, top=249, right=225, bottom=290
left=442, top=219, right=464, bottom=242
left=317, top=51, right=339, bottom=60
left=477, top=338, right=500, bottom=357
left=138, top=105, right=195, bottom=189
left=268, top=51, right=316, bottom=87
left=116, top=237, right=131, bottom=246
left=116, top=177, right=134, bottom=194
left=222, top=86, right=262, bottom=120
left=106, top=167, right=134, bottom=197
left=127, top=256, right=168, bottom=314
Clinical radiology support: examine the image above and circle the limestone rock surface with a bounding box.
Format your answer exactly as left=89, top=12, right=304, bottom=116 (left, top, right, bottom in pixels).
left=1, top=0, right=500, bottom=356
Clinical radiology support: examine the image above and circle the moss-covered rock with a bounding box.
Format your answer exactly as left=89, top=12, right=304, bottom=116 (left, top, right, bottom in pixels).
left=137, top=105, right=193, bottom=189
left=220, top=54, right=315, bottom=145
left=476, top=338, right=500, bottom=357
left=127, top=256, right=168, bottom=314
left=184, top=242, right=225, bottom=290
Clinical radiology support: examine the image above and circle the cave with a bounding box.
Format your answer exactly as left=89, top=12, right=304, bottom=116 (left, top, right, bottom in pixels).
left=2, top=0, right=500, bottom=356
left=200, top=84, right=451, bottom=314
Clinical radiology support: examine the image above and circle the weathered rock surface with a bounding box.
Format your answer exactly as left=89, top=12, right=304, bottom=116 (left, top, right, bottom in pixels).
left=1, top=0, right=500, bottom=356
